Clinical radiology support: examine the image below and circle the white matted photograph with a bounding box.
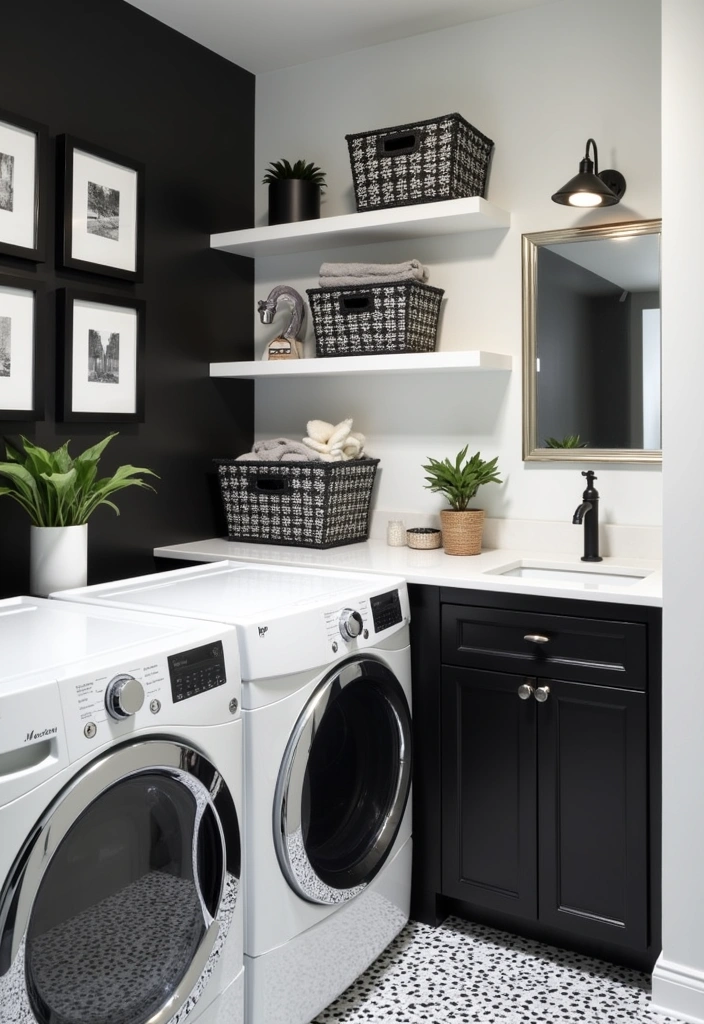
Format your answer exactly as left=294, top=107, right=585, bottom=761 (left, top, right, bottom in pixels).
left=59, top=136, right=144, bottom=281
left=0, top=276, right=41, bottom=420
left=0, top=109, right=48, bottom=262
left=60, top=290, right=145, bottom=422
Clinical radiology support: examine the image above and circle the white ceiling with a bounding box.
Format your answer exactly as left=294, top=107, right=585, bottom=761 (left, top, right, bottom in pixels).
left=124, top=0, right=556, bottom=74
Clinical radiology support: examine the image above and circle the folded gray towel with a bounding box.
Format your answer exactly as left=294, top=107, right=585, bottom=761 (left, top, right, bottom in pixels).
left=319, top=260, right=428, bottom=277
left=319, top=269, right=429, bottom=288
left=236, top=438, right=321, bottom=462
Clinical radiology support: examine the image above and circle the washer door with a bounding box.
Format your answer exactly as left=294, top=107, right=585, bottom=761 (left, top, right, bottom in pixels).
left=274, top=656, right=412, bottom=905
left=0, top=739, right=240, bottom=1024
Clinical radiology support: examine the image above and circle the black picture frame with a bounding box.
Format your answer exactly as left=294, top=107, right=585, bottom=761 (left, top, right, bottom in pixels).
left=0, top=108, right=49, bottom=263
left=58, top=288, right=146, bottom=422
left=57, top=135, right=145, bottom=282
left=0, top=272, right=44, bottom=420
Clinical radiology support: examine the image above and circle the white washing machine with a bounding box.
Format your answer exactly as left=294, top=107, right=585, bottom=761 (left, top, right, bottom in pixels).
left=54, top=560, right=413, bottom=1024
left=0, top=596, right=244, bottom=1024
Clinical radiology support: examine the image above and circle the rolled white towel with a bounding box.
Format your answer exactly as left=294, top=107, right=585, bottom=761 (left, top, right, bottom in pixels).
left=306, top=419, right=335, bottom=444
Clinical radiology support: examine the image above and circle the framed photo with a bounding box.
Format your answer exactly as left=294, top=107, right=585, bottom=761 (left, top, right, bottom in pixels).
left=58, top=136, right=144, bottom=281
left=59, top=289, right=145, bottom=422
left=0, top=274, right=43, bottom=420
left=0, top=109, right=48, bottom=262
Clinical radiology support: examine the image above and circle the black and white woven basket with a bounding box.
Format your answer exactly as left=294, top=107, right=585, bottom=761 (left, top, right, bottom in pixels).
left=307, top=280, right=444, bottom=357
left=345, top=112, right=494, bottom=212
left=215, top=458, right=379, bottom=549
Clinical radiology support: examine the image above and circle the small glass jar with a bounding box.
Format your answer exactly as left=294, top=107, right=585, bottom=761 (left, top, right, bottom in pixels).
left=386, top=519, right=407, bottom=546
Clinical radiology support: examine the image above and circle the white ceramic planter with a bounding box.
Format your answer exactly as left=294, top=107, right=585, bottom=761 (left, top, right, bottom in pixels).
left=30, top=524, right=88, bottom=597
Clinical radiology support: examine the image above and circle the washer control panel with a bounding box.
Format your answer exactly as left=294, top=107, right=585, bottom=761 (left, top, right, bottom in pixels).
left=370, top=589, right=403, bottom=633
left=168, top=641, right=227, bottom=703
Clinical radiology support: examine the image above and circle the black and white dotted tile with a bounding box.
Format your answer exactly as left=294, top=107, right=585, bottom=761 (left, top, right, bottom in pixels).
left=313, top=917, right=678, bottom=1023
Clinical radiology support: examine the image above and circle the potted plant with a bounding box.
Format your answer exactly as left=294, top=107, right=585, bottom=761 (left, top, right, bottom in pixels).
left=544, top=434, right=589, bottom=448
left=262, top=159, right=327, bottom=225
left=0, top=432, right=157, bottom=596
left=422, top=445, right=502, bottom=555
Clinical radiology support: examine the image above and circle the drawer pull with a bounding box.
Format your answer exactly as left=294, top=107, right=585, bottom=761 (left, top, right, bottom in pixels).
left=535, top=685, right=551, bottom=703
left=524, top=634, right=550, bottom=644
left=517, top=683, right=534, bottom=701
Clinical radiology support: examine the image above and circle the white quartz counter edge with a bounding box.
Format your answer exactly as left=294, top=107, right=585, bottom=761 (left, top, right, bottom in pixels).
left=154, top=538, right=663, bottom=608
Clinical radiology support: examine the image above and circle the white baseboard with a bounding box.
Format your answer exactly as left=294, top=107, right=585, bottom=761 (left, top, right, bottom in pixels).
left=652, top=956, right=704, bottom=1023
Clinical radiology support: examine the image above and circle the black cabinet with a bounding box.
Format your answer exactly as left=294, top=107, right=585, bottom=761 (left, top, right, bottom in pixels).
left=410, top=584, right=661, bottom=971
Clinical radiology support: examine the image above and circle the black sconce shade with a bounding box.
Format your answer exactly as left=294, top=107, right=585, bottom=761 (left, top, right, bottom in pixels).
left=552, top=138, right=626, bottom=207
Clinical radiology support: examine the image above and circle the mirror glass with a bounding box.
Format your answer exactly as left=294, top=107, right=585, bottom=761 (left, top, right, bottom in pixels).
left=522, top=220, right=661, bottom=463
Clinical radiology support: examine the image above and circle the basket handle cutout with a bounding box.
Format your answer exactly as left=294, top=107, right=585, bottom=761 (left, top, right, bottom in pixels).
left=340, top=293, right=373, bottom=314
left=378, top=131, right=422, bottom=157
left=249, top=475, right=292, bottom=495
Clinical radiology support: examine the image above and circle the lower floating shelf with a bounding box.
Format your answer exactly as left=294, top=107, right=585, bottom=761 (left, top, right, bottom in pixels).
left=210, top=350, right=512, bottom=379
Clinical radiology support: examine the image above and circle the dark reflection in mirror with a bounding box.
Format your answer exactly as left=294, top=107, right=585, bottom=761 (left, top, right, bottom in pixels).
left=523, top=221, right=661, bottom=463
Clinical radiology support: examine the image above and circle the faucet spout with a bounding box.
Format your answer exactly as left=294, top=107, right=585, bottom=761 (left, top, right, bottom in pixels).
left=572, top=500, right=592, bottom=525
left=572, top=471, right=602, bottom=561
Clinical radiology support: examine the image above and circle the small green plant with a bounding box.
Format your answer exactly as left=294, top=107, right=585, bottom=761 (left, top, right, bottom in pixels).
left=422, top=445, right=502, bottom=511
left=0, top=433, right=157, bottom=527
left=544, top=434, right=589, bottom=449
left=262, top=159, right=327, bottom=190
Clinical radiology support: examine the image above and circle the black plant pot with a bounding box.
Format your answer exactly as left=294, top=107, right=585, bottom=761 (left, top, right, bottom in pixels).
left=268, top=180, right=321, bottom=225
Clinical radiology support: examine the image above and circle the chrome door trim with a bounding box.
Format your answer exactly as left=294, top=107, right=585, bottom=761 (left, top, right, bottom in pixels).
left=274, top=656, right=412, bottom=905
left=0, top=738, right=241, bottom=1024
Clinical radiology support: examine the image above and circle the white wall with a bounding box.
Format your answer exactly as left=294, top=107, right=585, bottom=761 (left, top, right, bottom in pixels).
left=253, top=0, right=662, bottom=530
left=652, top=1, right=704, bottom=1020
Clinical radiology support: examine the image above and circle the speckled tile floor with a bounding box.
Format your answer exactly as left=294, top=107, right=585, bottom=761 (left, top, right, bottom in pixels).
left=313, top=917, right=677, bottom=1023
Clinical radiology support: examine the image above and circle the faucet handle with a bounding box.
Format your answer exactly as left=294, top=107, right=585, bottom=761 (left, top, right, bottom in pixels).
left=582, top=470, right=597, bottom=482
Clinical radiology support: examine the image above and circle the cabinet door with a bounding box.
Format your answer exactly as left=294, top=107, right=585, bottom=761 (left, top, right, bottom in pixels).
left=537, top=679, right=648, bottom=949
left=441, top=666, right=537, bottom=919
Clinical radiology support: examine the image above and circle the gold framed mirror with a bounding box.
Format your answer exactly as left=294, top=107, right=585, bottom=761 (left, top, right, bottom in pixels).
left=522, top=219, right=661, bottom=463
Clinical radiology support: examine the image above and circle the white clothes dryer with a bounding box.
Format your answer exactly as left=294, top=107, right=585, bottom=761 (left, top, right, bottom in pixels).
left=54, top=560, right=413, bottom=1024
left=0, top=596, right=244, bottom=1024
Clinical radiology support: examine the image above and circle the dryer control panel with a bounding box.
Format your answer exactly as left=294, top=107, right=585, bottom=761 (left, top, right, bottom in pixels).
left=370, top=589, right=403, bottom=633
left=168, top=641, right=226, bottom=703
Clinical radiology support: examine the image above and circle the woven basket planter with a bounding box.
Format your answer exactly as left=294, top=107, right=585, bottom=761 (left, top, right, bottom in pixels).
left=346, top=112, right=494, bottom=213
left=307, top=281, right=444, bottom=357
left=440, top=509, right=485, bottom=556
left=215, top=458, right=379, bottom=549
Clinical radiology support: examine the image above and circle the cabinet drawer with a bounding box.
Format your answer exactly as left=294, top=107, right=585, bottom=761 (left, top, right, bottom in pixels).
left=441, top=604, right=647, bottom=689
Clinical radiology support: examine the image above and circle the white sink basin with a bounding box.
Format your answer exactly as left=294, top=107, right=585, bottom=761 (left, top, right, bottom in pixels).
left=485, top=561, right=651, bottom=588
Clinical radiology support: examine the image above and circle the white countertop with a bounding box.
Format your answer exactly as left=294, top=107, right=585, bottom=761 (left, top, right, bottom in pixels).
left=154, top=538, right=662, bottom=608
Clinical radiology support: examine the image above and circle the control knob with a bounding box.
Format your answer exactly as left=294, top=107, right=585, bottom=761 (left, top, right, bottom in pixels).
left=339, top=608, right=364, bottom=642
left=105, top=674, right=145, bottom=720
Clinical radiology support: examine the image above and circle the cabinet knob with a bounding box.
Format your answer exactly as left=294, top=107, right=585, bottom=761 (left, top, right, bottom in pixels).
left=517, top=682, right=534, bottom=700
left=524, top=634, right=550, bottom=644
left=534, top=685, right=551, bottom=703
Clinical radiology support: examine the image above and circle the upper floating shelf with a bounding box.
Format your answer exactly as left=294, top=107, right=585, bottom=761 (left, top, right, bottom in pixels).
left=211, top=197, right=511, bottom=258
left=210, top=350, right=512, bottom=379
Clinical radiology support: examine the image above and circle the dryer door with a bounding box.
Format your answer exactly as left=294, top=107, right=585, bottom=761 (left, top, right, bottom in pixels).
left=274, top=655, right=412, bottom=905
left=0, top=739, right=241, bottom=1024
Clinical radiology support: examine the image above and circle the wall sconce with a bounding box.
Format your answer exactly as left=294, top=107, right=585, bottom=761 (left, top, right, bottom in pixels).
left=551, top=138, right=626, bottom=208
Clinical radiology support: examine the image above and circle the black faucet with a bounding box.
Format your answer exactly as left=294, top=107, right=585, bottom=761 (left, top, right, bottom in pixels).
left=572, top=470, right=603, bottom=562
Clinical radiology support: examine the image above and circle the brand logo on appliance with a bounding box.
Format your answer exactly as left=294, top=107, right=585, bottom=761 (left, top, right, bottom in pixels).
left=25, top=726, right=58, bottom=743
left=258, top=626, right=268, bottom=637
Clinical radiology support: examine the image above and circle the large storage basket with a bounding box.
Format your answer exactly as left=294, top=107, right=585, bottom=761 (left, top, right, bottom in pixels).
left=215, top=458, right=380, bottom=549
left=345, top=112, right=494, bottom=212
left=307, top=280, right=444, bottom=357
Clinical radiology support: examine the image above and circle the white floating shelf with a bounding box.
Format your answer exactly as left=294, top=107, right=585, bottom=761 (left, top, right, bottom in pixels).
left=211, top=197, right=510, bottom=258
left=210, top=350, right=512, bottom=379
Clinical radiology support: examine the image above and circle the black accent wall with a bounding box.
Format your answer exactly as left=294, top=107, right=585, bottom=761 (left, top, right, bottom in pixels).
left=0, top=0, right=254, bottom=597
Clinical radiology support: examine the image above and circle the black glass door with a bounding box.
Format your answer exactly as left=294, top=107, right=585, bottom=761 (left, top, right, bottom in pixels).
left=276, top=658, right=412, bottom=904
left=0, top=740, right=240, bottom=1024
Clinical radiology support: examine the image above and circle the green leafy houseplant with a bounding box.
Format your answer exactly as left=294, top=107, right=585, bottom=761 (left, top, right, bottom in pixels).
left=0, top=432, right=157, bottom=526
left=422, top=445, right=502, bottom=511
left=261, top=159, right=327, bottom=190
left=544, top=434, right=589, bottom=449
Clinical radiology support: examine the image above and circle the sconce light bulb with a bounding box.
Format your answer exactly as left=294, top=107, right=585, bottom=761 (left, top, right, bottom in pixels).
left=568, top=192, right=603, bottom=208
